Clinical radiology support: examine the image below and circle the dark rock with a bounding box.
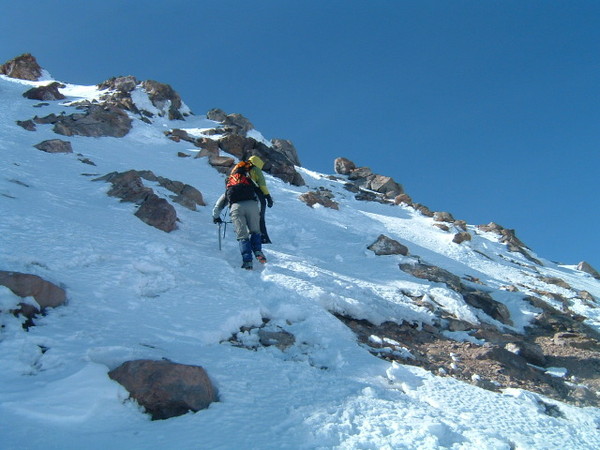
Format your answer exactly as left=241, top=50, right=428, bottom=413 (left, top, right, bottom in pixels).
left=218, top=134, right=252, bottom=159
left=97, top=170, right=153, bottom=203
left=394, top=193, right=413, bottom=205
left=141, top=80, right=186, bottom=120
left=23, top=82, right=65, bottom=101
left=368, top=234, right=409, bottom=256
left=207, top=108, right=228, bottom=122
left=400, top=262, right=463, bottom=292
left=413, top=203, right=435, bottom=217
left=367, top=175, right=403, bottom=198
left=462, top=289, right=512, bottom=325
left=348, top=166, right=374, bottom=181
left=135, top=194, right=178, bottom=233
left=108, top=360, right=218, bottom=420
left=208, top=155, right=235, bottom=173
left=478, top=222, right=541, bottom=265
left=299, top=190, right=339, bottom=210
left=17, top=120, right=36, bottom=131
left=258, top=329, right=296, bottom=351
left=34, top=139, right=73, bottom=154
left=334, top=157, right=357, bottom=175
left=53, top=105, right=132, bottom=138
left=0, top=54, right=43, bottom=80
left=271, top=139, right=301, bottom=166
left=452, top=232, right=472, bottom=244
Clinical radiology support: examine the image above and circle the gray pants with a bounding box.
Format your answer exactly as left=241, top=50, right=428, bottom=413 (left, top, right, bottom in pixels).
left=230, top=200, right=261, bottom=241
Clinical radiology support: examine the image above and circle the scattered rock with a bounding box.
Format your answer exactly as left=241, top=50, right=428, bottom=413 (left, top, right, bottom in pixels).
left=34, top=139, right=73, bottom=154
left=0, top=54, right=43, bottom=80
left=108, top=360, right=218, bottom=420
left=258, top=329, right=296, bottom=351
left=299, top=190, right=339, bottom=210
left=394, top=193, right=413, bottom=205
left=135, top=193, right=178, bottom=232
left=434, top=212, right=455, bottom=223
left=368, top=235, right=409, bottom=256
left=23, top=82, right=66, bottom=101
left=452, top=232, right=472, bottom=244
left=477, top=222, right=541, bottom=265
left=16, top=119, right=36, bottom=131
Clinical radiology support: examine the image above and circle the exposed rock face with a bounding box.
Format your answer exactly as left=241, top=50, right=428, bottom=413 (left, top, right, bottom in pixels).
left=368, top=235, right=409, bottom=256
left=23, top=82, right=66, bottom=101
left=207, top=109, right=253, bottom=135
left=0, top=271, right=67, bottom=321
left=108, top=360, right=218, bottom=420
left=477, top=222, right=541, bottom=265
left=34, top=139, right=73, bottom=154
left=141, top=80, right=186, bottom=120
left=52, top=105, right=133, bottom=138
left=399, top=261, right=511, bottom=325
left=578, top=261, right=600, bottom=279
left=337, top=158, right=404, bottom=201
left=0, top=54, right=43, bottom=80
left=271, top=139, right=301, bottom=167
left=299, top=189, right=339, bottom=210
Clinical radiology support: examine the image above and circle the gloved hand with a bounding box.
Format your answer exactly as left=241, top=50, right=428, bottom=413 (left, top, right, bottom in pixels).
left=213, top=217, right=223, bottom=224
left=265, top=194, right=274, bottom=208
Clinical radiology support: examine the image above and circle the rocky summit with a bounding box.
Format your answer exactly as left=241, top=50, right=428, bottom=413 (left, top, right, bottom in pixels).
left=1, top=55, right=599, bottom=448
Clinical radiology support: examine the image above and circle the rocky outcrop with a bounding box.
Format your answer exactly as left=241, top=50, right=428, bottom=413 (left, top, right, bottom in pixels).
left=271, top=139, right=301, bottom=167
left=142, top=80, right=187, bottom=121
left=108, top=360, right=218, bottom=420
left=452, top=232, right=472, bottom=244
left=34, top=139, right=73, bottom=154
left=299, top=189, right=339, bottom=210
left=336, top=157, right=404, bottom=202
left=477, top=222, right=541, bottom=265
left=0, top=54, right=43, bottom=81
left=207, top=109, right=253, bottom=135
left=95, top=170, right=205, bottom=232
left=368, top=235, right=409, bottom=256
left=0, top=271, right=67, bottom=322
left=399, top=261, right=511, bottom=325
left=578, top=261, right=600, bottom=280
left=52, top=105, right=133, bottom=138
left=23, top=82, right=66, bottom=101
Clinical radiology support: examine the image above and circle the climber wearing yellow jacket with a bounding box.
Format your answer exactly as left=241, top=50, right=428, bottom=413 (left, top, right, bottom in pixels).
left=247, top=155, right=273, bottom=244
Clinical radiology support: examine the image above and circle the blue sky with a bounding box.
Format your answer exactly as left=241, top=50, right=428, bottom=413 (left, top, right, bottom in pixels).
left=2, top=0, right=599, bottom=269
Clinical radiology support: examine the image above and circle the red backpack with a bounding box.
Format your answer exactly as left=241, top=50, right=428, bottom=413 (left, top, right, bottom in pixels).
left=226, top=161, right=256, bottom=204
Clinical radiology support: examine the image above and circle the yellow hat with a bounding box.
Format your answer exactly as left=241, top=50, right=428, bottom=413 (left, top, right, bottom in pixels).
left=248, top=155, right=264, bottom=169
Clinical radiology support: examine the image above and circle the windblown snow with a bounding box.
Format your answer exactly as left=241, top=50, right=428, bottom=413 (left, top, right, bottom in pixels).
left=1, top=74, right=599, bottom=449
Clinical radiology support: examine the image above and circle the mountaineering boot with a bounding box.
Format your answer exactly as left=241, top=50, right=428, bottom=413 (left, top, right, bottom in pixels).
left=250, top=232, right=266, bottom=264
left=254, top=251, right=267, bottom=264
left=239, top=239, right=253, bottom=269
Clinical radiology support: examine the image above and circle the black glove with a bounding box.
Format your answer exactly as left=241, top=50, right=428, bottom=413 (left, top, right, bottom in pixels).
left=265, top=194, right=273, bottom=208
left=213, top=217, right=223, bottom=224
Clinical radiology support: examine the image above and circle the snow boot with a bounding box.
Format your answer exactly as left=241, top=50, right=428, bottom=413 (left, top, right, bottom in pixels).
left=239, top=239, right=253, bottom=266
left=241, top=260, right=253, bottom=270
left=254, top=251, right=267, bottom=264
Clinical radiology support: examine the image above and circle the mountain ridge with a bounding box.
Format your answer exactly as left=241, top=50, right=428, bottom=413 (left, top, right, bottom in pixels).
left=1, top=53, right=599, bottom=448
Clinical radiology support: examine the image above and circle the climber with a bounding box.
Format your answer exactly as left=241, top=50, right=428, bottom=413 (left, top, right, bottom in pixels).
left=246, top=155, right=274, bottom=244
left=212, top=156, right=273, bottom=270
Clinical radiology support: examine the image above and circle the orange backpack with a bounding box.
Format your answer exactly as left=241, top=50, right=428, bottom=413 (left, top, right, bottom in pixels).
left=225, top=161, right=256, bottom=203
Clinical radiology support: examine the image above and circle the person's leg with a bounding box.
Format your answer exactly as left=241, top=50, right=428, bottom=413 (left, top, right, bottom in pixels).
left=230, top=203, right=252, bottom=267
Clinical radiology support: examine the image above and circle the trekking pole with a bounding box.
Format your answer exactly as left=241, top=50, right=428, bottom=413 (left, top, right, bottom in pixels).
left=218, top=221, right=222, bottom=251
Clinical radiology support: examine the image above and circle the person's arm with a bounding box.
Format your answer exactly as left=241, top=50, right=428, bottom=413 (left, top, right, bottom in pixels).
left=212, top=193, right=227, bottom=221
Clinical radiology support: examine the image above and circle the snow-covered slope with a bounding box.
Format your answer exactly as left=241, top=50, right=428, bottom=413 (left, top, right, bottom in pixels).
left=1, top=73, right=599, bottom=449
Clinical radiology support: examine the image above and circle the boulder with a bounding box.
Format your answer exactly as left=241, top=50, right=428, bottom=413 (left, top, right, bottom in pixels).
left=206, top=108, right=228, bottom=122
left=108, top=360, right=218, bottom=420
left=23, top=82, right=66, bottom=101
left=258, top=329, right=296, bottom=351
left=368, top=235, right=409, bottom=256
left=367, top=175, right=404, bottom=198
left=394, top=193, right=413, bottom=205
left=0, top=271, right=67, bottom=315
left=0, top=54, right=43, bottom=80
left=271, top=139, right=301, bottom=166
left=135, top=194, right=178, bottom=233
left=34, top=139, right=73, bottom=154
left=400, top=262, right=464, bottom=292
left=452, top=232, right=472, bottom=244
left=17, top=120, right=36, bottom=131
left=97, top=170, right=153, bottom=203
left=334, top=157, right=357, bottom=175
left=98, top=75, right=139, bottom=93
left=208, top=155, right=235, bottom=173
